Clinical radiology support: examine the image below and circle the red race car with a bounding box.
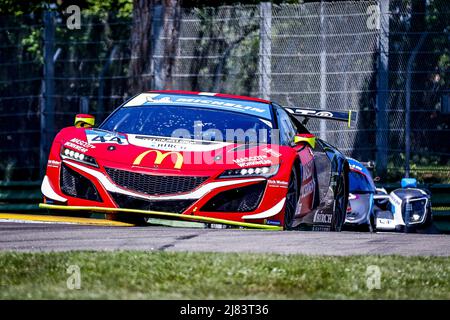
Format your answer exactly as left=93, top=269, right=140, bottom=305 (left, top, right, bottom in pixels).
left=40, top=91, right=355, bottom=231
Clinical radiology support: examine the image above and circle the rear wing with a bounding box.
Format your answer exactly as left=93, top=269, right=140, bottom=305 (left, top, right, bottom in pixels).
left=283, top=107, right=357, bottom=128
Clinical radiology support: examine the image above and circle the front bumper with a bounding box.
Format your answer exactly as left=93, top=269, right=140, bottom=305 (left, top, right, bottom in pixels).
left=38, top=203, right=282, bottom=230
left=344, top=213, right=369, bottom=226
left=42, top=159, right=287, bottom=229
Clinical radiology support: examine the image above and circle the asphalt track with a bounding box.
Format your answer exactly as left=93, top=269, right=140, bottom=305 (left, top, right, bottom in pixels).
left=0, top=220, right=449, bottom=256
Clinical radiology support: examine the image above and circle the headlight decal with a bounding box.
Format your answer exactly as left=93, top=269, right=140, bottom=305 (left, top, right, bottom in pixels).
left=60, top=146, right=99, bottom=167
left=219, top=165, right=279, bottom=179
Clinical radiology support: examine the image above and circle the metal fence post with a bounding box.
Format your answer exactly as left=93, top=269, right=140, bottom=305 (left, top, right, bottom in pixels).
left=405, top=32, right=428, bottom=178
left=152, top=5, right=165, bottom=90
left=376, top=0, right=389, bottom=176
left=80, top=96, right=89, bottom=114
left=319, top=0, right=327, bottom=140
left=40, top=11, right=56, bottom=178
left=259, top=2, right=271, bottom=100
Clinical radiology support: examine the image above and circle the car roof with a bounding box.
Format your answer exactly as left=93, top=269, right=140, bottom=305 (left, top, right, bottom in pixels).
left=122, top=91, right=273, bottom=120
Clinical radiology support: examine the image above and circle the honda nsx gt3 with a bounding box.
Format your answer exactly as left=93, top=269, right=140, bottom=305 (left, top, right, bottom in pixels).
left=40, top=91, right=354, bottom=231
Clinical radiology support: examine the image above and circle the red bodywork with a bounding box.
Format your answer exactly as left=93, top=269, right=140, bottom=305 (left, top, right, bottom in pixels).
left=41, top=91, right=317, bottom=228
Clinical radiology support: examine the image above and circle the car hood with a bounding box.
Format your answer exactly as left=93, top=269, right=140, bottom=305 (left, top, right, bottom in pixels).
left=59, top=127, right=287, bottom=175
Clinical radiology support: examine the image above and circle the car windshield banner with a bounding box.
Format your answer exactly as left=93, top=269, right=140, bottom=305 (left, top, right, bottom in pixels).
left=123, top=93, right=273, bottom=120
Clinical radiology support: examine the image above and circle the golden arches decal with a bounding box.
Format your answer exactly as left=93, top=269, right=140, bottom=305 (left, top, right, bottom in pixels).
left=133, top=150, right=184, bottom=169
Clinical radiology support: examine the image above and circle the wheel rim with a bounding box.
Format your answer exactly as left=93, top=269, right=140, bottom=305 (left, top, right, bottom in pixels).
left=285, top=171, right=298, bottom=229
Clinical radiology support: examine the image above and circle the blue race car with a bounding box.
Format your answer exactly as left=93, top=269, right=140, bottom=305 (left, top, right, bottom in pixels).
left=344, top=158, right=433, bottom=233
left=344, top=158, right=377, bottom=231
left=373, top=178, right=433, bottom=233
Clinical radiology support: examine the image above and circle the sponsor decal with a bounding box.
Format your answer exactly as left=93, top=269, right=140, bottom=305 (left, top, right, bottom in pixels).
left=123, top=93, right=272, bottom=119
left=146, top=96, right=173, bottom=103
left=125, top=93, right=174, bottom=105
left=86, top=130, right=128, bottom=145
left=349, top=164, right=364, bottom=172
left=286, top=108, right=333, bottom=118
left=64, top=138, right=96, bottom=153
left=316, top=111, right=333, bottom=117
left=348, top=193, right=358, bottom=200
left=264, top=219, right=281, bottom=226
left=377, top=218, right=394, bottom=226
left=70, top=138, right=95, bottom=149
left=300, top=180, right=315, bottom=199
left=175, top=97, right=266, bottom=114
left=233, top=155, right=272, bottom=168
left=268, top=180, right=288, bottom=188
left=303, top=160, right=314, bottom=181
left=262, top=147, right=281, bottom=158
left=64, top=142, right=88, bottom=153
left=312, top=225, right=331, bottom=231
left=47, top=160, right=61, bottom=168
left=133, top=149, right=184, bottom=169
left=136, top=136, right=204, bottom=146
left=294, top=199, right=303, bottom=216
left=390, top=194, right=402, bottom=207
left=313, top=212, right=333, bottom=224
left=137, top=138, right=188, bottom=151
left=128, top=135, right=230, bottom=152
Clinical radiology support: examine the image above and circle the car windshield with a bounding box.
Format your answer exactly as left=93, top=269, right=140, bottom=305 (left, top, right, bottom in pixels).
left=100, top=105, right=274, bottom=144
left=349, top=171, right=374, bottom=193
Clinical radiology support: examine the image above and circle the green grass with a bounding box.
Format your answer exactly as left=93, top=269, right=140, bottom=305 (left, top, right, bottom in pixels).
left=0, top=251, right=449, bottom=299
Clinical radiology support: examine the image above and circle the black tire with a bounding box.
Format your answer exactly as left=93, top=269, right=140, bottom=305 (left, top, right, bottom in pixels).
left=284, top=167, right=299, bottom=230
left=108, top=213, right=147, bottom=226
left=423, top=207, right=433, bottom=227
left=368, top=214, right=376, bottom=232
left=50, top=210, right=92, bottom=219
left=404, top=225, right=417, bottom=233
left=71, top=212, right=93, bottom=218
left=405, top=208, right=433, bottom=233
left=331, top=169, right=348, bottom=232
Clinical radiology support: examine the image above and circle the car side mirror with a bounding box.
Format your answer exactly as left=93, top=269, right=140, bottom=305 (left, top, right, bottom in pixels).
left=75, top=114, right=95, bottom=128
left=293, top=133, right=316, bottom=148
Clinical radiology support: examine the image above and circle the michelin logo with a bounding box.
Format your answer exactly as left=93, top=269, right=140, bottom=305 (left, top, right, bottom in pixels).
left=175, top=98, right=266, bottom=113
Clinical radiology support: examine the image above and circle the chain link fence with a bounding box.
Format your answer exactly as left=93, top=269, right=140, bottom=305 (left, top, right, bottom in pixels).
left=0, top=0, right=448, bottom=183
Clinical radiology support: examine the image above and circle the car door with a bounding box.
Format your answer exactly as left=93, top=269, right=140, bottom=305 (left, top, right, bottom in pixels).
left=274, top=105, right=315, bottom=216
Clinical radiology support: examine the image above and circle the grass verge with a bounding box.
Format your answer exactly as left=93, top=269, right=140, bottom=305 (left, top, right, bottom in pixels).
left=0, top=251, right=449, bottom=299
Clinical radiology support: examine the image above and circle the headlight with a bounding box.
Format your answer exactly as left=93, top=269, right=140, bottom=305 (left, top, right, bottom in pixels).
left=219, top=165, right=279, bottom=178
left=61, top=147, right=98, bottom=167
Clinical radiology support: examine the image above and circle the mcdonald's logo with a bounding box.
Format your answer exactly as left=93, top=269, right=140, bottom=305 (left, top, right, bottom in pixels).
left=133, top=150, right=184, bottom=169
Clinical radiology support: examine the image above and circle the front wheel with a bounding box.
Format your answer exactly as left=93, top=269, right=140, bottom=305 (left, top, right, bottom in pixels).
left=284, top=168, right=299, bottom=230
left=331, top=170, right=348, bottom=232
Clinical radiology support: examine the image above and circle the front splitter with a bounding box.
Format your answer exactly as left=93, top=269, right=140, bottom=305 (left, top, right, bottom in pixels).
left=0, top=213, right=134, bottom=227
left=39, top=203, right=283, bottom=230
